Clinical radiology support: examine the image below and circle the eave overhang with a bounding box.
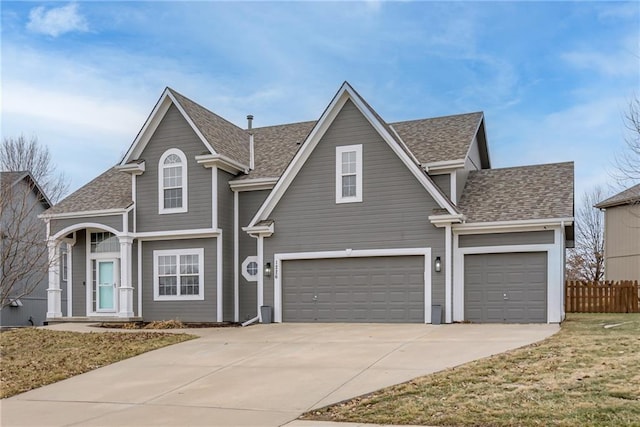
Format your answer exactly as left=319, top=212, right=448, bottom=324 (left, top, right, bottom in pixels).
left=242, top=221, right=274, bottom=237
left=428, top=213, right=466, bottom=227
left=195, top=154, right=249, bottom=174
left=452, top=217, right=574, bottom=233
left=422, top=159, right=466, bottom=173
left=229, top=177, right=278, bottom=192
left=115, top=161, right=146, bottom=175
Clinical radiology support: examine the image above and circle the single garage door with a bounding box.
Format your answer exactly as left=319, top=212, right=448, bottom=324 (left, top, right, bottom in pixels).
left=282, top=256, right=424, bottom=323
left=464, top=252, right=547, bottom=323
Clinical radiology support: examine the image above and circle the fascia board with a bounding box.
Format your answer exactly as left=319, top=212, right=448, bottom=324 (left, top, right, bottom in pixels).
left=229, top=178, right=278, bottom=192
left=121, top=90, right=172, bottom=164
left=121, top=89, right=218, bottom=165
left=248, top=83, right=458, bottom=227
left=422, top=160, right=466, bottom=172
left=165, top=91, right=217, bottom=155
left=115, top=162, right=145, bottom=175
left=39, top=208, right=129, bottom=220
left=195, top=154, right=249, bottom=174
left=247, top=88, right=350, bottom=227
left=453, top=217, right=575, bottom=233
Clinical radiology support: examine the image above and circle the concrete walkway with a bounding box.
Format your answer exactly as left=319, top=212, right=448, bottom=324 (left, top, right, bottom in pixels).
left=0, top=323, right=558, bottom=426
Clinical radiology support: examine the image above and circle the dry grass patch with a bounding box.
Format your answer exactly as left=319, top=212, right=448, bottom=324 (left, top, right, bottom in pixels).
left=0, top=328, right=194, bottom=398
left=303, top=314, right=640, bottom=427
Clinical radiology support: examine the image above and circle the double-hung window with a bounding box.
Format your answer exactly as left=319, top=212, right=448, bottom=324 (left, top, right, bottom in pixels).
left=159, top=149, right=188, bottom=214
left=335, top=144, right=363, bottom=203
left=153, top=248, right=204, bottom=300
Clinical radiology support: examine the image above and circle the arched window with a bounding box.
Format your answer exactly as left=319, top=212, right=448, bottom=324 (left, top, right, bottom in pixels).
left=159, top=149, right=188, bottom=214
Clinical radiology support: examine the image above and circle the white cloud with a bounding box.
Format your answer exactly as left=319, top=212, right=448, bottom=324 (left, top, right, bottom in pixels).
left=26, top=3, right=88, bottom=37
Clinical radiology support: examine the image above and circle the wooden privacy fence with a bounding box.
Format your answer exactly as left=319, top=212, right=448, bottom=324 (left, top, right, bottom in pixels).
left=565, top=280, right=639, bottom=313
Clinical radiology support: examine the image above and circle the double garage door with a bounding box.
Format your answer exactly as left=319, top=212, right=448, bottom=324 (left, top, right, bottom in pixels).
left=282, top=256, right=424, bottom=323
left=464, top=252, right=547, bottom=323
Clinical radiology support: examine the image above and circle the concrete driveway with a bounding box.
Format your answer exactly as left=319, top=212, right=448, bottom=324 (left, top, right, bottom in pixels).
left=1, top=323, right=557, bottom=426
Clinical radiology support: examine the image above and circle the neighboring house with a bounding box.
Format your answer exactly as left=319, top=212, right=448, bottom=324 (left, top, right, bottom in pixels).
left=40, top=82, right=574, bottom=324
left=595, top=184, right=640, bottom=281
left=0, top=171, right=64, bottom=326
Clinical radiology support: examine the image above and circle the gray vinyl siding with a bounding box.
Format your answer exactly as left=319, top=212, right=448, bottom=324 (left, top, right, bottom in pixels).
left=136, top=104, right=213, bottom=232
left=431, top=174, right=451, bottom=199
left=141, top=238, right=217, bottom=322
left=50, top=215, right=123, bottom=237
left=238, top=190, right=269, bottom=321
left=218, top=169, right=236, bottom=321
left=455, top=168, right=468, bottom=205
left=0, top=180, right=50, bottom=326
left=1, top=297, right=47, bottom=326
left=263, top=100, right=446, bottom=310
left=127, top=210, right=134, bottom=233
left=456, top=136, right=482, bottom=203
left=71, top=231, right=87, bottom=316
left=458, top=231, right=554, bottom=248
left=466, top=136, right=482, bottom=171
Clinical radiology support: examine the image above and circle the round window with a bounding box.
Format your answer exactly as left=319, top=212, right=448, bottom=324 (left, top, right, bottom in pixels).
left=246, top=261, right=258, bottom=276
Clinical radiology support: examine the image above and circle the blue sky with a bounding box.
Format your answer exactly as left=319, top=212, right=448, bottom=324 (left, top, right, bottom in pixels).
left=2, top=1, right=639, bottom=205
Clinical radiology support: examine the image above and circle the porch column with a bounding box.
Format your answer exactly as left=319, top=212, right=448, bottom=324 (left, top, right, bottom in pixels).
left=46, top=239, right=62, bottom=318
left=118, top=236, right=134, bottom=318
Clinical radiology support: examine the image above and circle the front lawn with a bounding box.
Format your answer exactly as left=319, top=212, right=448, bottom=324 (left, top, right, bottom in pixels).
left=0, top=328, right=194, bottom=398
left=303, top=313, right=640, bottom=426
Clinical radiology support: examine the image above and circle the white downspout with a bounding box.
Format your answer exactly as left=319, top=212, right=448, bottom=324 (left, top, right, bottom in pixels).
left=233, top=190, right=239, bottom=322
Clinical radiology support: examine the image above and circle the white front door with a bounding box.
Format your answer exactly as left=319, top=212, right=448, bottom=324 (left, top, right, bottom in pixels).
left=97, top=260, right=116, bottom=312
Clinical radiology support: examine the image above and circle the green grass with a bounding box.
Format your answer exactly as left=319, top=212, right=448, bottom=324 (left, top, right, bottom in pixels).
left=0, top=328, right=195, bottom=398
left=303, top=314, right=640, bottom=426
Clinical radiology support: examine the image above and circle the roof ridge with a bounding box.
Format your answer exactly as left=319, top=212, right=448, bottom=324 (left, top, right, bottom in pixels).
left=167, top=87, right=246, bottom=133
left=391, top=111, right=483, bottom=126
left=251, top=120, right=318, bottom=131
left=472, top=161, right=574, bottom=173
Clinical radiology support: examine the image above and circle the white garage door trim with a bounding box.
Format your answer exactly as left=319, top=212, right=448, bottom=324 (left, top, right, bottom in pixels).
left=274, top=248, right=432, bottom=323
left=453, top=240, right=563, bottom=324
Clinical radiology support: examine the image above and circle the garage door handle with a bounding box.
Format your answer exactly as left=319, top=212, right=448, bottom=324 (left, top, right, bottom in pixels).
left=503, top=293, right=509, bottom=300
left=312, top=295, right=318, bottom=301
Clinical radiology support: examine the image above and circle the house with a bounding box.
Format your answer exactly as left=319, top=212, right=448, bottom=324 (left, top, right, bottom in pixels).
left=0, top=171, right=61, bottom=326
left=595, top=184, right=640, bottom=281
left=40, top=82, right=574, bottom=324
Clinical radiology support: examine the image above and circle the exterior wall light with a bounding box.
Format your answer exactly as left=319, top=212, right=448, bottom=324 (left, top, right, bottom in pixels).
left=434, top=256, right=442, bottom=273
left=264, top=262, right=272, bottom=277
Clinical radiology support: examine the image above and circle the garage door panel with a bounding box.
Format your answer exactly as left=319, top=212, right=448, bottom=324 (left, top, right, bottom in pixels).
left=465, top=252, right=547, bottom=323
left=283, top=256, right=424, bottom=323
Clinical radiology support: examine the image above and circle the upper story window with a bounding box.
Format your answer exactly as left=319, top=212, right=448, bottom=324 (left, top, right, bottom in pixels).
left=335, top=144, right=363, bottom=204
left=158, top=148, right=188, bottom=214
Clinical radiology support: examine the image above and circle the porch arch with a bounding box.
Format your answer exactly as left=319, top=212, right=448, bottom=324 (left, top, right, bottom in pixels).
left=47, top=223, right=135, bottom=320
left=51, top=222, right=122, bottom=241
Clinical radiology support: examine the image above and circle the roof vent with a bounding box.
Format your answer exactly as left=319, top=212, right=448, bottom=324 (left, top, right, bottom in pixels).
left=247, top=115, right=254, bottom=171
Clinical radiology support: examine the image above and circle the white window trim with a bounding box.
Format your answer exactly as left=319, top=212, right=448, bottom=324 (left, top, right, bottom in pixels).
left=158, top=148, right=188, bottom=214
left=153, top=248, right=204, bottom=301
left=241, top=256, right=258, bottom=282
left=335, top=144, right=363, bottom=204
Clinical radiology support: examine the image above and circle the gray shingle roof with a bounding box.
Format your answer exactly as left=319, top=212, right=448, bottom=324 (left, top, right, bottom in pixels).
left=392, top=112, right=484, bottom=164
left=457, top=162, right=574, bottom=223
left=168, top=89, right=249, bottom=166
left=233, top=111, right=483, bottom=181
left=0, top=171, right=28, bottom=189
left=234, top=121, right=316, bottom=180
left=595, top=184, right=640, bottom=208
left=44, top=167, right=132, bottom=215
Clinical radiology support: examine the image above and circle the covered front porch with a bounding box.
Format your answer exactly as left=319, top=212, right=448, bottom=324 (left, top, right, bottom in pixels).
left=45, top=222, right=137, bottom=321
